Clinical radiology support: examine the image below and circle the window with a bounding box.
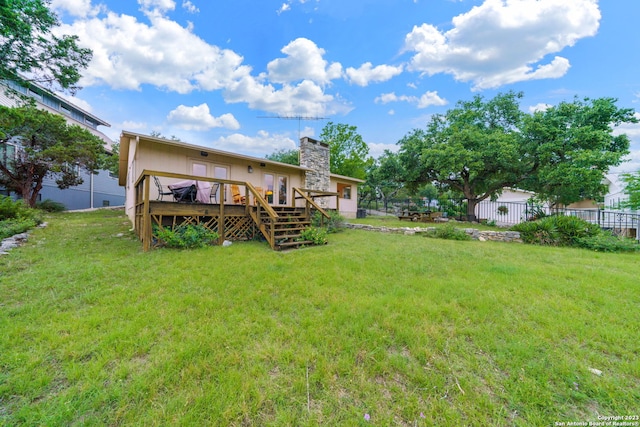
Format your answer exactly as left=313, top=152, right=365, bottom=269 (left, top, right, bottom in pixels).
left=278, top=176, right=287, bottom=205
left=337, top=183, right=351, bottom=199
left=0, top=142, right=17, bottom=171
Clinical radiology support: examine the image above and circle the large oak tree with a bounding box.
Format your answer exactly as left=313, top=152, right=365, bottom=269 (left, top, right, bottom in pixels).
left=398, top=92, right=636, bottom=221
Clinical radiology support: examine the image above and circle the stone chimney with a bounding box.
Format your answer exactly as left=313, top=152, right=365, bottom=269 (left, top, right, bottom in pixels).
left=299, top=136, right=330, bottom=192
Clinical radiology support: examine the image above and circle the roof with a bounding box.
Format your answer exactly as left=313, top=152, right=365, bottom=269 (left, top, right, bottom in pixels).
left=330, top=172, right=365, bottom=183
left=119, top=130, right=314, bottom=186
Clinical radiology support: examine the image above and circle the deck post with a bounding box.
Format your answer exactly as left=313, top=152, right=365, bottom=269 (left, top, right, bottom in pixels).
left=142, top=175, right=151, bottom=251
left=219, top=184, right=225, bottom=244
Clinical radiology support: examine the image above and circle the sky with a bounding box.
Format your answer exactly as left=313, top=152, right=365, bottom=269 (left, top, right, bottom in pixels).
left=49, top=0, right=640, bottom=177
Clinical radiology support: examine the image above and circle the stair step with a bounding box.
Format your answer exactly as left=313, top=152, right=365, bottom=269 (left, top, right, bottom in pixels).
left=276, top=240, right=314, bottom=249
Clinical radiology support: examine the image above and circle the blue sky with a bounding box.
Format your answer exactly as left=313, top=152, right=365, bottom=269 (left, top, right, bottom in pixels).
left=50, top=0, right=640, bottom=175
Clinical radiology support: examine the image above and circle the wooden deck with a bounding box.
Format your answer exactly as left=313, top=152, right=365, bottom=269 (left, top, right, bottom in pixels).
left=134, top=170, right=334, bottom=251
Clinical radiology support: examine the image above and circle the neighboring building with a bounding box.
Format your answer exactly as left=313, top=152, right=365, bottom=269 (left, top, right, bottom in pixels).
left=0, top=81, right=124, bottom=209
left=118, top=132, right=362, bottom=223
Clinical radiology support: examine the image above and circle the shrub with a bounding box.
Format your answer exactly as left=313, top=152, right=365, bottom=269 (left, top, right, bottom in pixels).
left=36, top=199, right=66, bottom=212
left=154, top=224, right=219, bottom=249
left=575, top=232, right=640, bottom=253
left=0, top=196, right=39, bottom=221
left=0, top=218, right=38, bottom=240
left=511, top=219, right=558, bottom=245
left=511, top=215, right=599, bottom=246
left=424, top=224, right=471, bottom=241
left=312, top=210, right=345, bottom=233
left=298, top=227, right=328, bottom=245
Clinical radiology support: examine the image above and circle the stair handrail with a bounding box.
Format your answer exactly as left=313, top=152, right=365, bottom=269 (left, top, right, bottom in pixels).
left=293, top=187, right=331, bottom=225
left=245, top=182, right=279, bottom=249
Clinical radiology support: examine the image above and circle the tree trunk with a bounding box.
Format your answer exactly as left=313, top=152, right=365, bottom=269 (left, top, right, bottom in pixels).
left=466, top=198, right=478, bottom=222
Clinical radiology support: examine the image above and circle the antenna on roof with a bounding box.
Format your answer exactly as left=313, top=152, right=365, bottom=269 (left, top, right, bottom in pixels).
left=258, top=115, right=329, bottom=141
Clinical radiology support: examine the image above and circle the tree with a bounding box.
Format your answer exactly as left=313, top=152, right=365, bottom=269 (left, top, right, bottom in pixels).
left=398, top=92, right=636, bottom=221
left=265, top=148, right=299, bottom=166
left=319, top=122, right=370, bottom=179
left=620, top=172, right=640, bottom=210
left=0, top=0, right=92, bottom=94
left=364, top=150, right=404, bottom=211
left=0, top=105, right=109, bottom=207
left=520, top=97, right=636, bottom=207
left=398, top=91, right=528, bottom=221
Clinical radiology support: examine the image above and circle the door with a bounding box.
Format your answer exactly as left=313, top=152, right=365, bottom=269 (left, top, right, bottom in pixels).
left=263, top=173, right=288, bottom=205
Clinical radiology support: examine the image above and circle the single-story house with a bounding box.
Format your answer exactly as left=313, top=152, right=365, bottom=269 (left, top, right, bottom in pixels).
left=118, top=132, right=363, bottom=250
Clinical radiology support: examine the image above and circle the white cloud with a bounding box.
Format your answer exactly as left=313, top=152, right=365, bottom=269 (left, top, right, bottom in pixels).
left=56, top=12, right=248, bottom=94
left=167, top=104, right=240, bottom=131
left=609, top=112, right=640, bottom=174
left=375, top=91, right=447, bottom=108
left=368, top=142, right=399, bottom=160
left=122, top=120, right=148, bottom=130
left=345, top=62, right=403, bottom=87
left=266, top=38, right=343, bottom=85
left=210, top=130, right=297, bottom=157
left=50, top=0, right=103, bottom=18
left=278, top=3, right=291, bottom=14
left=182, top=0, right=199, bottom=13
left=528, top=103, right=552, bottom=113
left=404, top=0, right=600, bottom=89
left=138, top=0, right=175, bottom=14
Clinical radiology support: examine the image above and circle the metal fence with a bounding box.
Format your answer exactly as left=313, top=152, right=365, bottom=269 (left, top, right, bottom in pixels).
left=361, top=197, right=640, bottom=240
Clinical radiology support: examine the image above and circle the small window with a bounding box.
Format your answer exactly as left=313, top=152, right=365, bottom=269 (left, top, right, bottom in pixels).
left=337, top=183, right=351, bottom=200
left=102, top=200, right=110, bottom=207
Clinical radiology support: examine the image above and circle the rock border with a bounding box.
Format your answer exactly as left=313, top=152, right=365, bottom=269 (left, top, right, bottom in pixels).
left=345, top=223, right=522, bottom=243
left=0, top=222, right=48, bottom=255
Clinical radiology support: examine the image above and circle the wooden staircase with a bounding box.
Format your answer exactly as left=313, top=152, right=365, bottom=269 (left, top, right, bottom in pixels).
left=247, top=185, right=331, bottom=251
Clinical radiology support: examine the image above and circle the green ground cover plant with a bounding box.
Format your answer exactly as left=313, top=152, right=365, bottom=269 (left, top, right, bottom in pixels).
left=0, top=209, right=638, bottom=425
left=350, top=214, right=504, bottom=231
left=0, top=196, right=42, bottom=239
left=511, top=215, right=639, bottom=252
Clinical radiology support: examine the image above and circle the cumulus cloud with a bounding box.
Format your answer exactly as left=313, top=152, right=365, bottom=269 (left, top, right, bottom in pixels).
left=266, top=38, right=342, bottom=85
left=210, top=130, right=297, bottom=157
left=404, top=0, right=601, bottom=89
left=345, top=62, right=403, bottom=87
left=167, top=104, right=240, bottom=131
left=51, top=0, right=104, bottom=18
left=55, top=12, right=251, bottom=94
left=55, top=13, right=348, bottom=117
left=138, top=0, right=175, bottom=14
left=375, top=91, right=447, bottom=108
left=182, top=0, right=199, bottom=13
left=528, top=103, right=552, bottom=113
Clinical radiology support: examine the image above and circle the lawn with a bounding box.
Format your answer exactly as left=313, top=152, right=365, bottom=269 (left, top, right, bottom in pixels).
left=1, top=209, right=638, bottom=426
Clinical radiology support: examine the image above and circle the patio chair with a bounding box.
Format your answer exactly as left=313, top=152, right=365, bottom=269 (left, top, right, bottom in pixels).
left=153, top=176, right=174, bottom=201
left=252, top=187, right=263, bottom=205
left=230, top=184, right=246, bottom=204
left=209, top=183, right=220, bottom=203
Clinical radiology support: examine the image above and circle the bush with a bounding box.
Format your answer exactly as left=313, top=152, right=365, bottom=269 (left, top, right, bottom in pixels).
left=511, top=215, right=599, bottom=246
left=154, top=224, right=219, bottom=249
left=575, top=232, right=640, bottom=253
left=424, top=224, right=471, bottom=241
left=298, top=227, right=328, bottom=245
left=36, top=199, right=66, bottom=212
left=0, top=196, right=39, bottom=221
left=0, top=218, right=38, bottom=240
left=312, top=210, right=345, bottom=233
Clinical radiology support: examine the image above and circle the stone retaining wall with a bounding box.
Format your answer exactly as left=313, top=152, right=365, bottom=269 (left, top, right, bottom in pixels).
left=345, top=223, right=522, bottom=243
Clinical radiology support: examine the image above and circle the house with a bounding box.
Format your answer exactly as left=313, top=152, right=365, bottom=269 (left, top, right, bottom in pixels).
left=0, top=80, right=124, bottom=209
left=118, top=132, right=363, bottom=250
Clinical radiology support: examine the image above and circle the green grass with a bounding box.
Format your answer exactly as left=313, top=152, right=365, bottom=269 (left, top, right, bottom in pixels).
left=1, top=209, right=638, bottom=426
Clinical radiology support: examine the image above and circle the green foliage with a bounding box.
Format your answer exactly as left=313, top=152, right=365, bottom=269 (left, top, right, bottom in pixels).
left=397, top=92, right=637, bottom=219
left=320, top=122, right=370, bottom=179
left=510, top=215, right=635, bottom=252
left=0, top=105, right=108, bottom=207
left=312, top=210, right=344, bottom=233
left=297, top=226, right=328, bottom=245
left=575, top=232, right=640, bottom=253
left=36, top=199, right=66, bottom=212
left=620, top=171, right=640, bottom=210
left=0, top=195, right=40, bottom=222
left=265, top=148, right=299, bottom=166
left=0, top=217, right=37, bottom=239
left=521, top=97, right=636, bottom=206
left=154, top=224, right=219, bottom=249
left=0, top=0, right=92, bottom=94
left=424, top=224, right=471, bottom=241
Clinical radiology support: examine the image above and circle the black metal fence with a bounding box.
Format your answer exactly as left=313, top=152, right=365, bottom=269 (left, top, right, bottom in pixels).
left=361, top=197, right=640, bottom=240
